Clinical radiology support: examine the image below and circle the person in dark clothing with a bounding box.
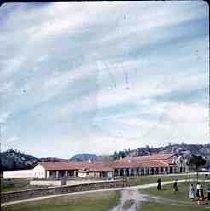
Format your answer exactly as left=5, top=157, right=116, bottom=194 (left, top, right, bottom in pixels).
left=157, top=178, right=161, bottom=191
left=173, top=179, right=178, bottom=194
left=200, top=184, right=204, bottom=201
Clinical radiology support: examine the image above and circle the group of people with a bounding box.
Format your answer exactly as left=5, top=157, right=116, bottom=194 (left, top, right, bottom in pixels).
left=156, top=178, right=206, bottom=201
left=189, top=183, right=205, bottom=202
left=156, top=178, right=179, bottom=193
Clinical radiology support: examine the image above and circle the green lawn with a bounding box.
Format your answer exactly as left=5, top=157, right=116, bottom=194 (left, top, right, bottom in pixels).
left=140, top=182, right=210, bottom=211
left=140, top=202, right=205, bottom=211
left=142, top=182, right=210, bottom=201
left=2, top=191, right=120, bottom=211
left=127, top=173, right=207, bottom=186
left=1, top=178, right=31, bottom=192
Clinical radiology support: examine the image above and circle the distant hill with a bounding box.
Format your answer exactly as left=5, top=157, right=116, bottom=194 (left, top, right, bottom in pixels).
left=0, top=149, right=68, bottom=171
left=70, top=153, right=98, bottom=161
left=0, top=149, right=38, bottom=171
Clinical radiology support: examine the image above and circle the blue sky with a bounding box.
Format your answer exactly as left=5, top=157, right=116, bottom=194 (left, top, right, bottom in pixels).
left=0, top=2, right=209, bottom=158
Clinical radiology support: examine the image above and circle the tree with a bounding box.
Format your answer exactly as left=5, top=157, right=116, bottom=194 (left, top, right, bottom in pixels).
left=118, top=151, right=126, bottom=159
left=189, top=155, right=206, bottom=182
left=113, top=151, right=118, bottom=160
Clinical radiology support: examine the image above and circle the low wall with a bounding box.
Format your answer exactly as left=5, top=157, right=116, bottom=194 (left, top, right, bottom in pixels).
left=1, top=180, right=127, bottom=204
left=30, top=180, right=61, bottom=186
left=30, top=179, right=113, bottom=186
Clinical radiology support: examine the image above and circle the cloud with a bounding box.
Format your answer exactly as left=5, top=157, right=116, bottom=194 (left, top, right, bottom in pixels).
left=0, top=112, right=11, bottom=124
left=1, top=136, right=21, bottom=151
left=0, top=2, right=208, bottom=156
left=162, top=103, right=208, bottom=123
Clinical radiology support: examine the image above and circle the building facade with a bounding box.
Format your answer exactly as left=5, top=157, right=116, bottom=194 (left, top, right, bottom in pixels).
left=32, top=153, right=184, bottom=179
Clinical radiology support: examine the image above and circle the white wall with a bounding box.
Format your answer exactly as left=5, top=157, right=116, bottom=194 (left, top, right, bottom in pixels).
left=78, top=172, right=87, bottom=178
left=33, top=164, right=46, bottom=178
left=3, top=170, right=33, bottom=179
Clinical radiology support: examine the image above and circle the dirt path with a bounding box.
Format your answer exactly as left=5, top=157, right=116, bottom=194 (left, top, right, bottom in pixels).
left=109, top=189, right=149, bottom=211
left=110, top=189, right=210, bottom=211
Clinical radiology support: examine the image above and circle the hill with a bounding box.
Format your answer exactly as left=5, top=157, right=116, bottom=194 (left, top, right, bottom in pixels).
left=0, top=149, right=68, bottom=171
left=0, top=149, right=38, bottom=171
left=70, top=153, right=98, bottom=161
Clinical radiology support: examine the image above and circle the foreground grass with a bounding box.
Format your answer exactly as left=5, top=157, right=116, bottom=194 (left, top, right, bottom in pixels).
left=142, top=182, right=210, bottom=201
left=140, top=202, right=205, bottom=211
left=140, top=182, right=210, bottom=211
left=2, top=190, right=120, bottom=211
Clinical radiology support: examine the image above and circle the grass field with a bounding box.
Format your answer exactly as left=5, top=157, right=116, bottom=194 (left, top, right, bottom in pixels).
left=140, top=182, right=210, bottom=211
left=2, top=178, right=210, bottom=211
left=1, top=178, right=31, bottom=192
left=140, top=202, right=205, bottom=211
left=2, top=191, right=120, bottom=211
left=142, top=181, right=210, bottom=201
left=127, top=172, right=209, bottom=186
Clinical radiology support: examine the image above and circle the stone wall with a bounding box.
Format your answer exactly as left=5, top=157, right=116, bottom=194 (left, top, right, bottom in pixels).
left=1, top=180, right=127, bottom=204
left=30, top=179, right=115, bottom=186
left=30, top=180, right=61, bottom=186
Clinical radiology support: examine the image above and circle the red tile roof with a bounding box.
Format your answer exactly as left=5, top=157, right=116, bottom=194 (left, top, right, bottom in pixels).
left=39, top=161, right=113, bottom=172
left=38, top=154, right=176, bottom=171
left=112, top=153, right=175, bottom=168
left=39, top=161, right=84, bottom=171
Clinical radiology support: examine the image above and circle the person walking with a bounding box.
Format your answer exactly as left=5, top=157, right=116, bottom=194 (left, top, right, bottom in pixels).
left=173, top=179, right=178, bottom=194
left=196, top=183, right=201, bottom=199
left=196, top=182, right=201, bottom=205
left=189, top=184, right=195, bottom=200
left=157, top=178, right=161, bottom=191
left=200, top=184, right=204, bottom=201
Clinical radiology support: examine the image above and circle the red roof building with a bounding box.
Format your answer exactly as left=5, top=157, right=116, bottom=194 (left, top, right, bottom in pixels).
left=33, top=154, right=178, bottom=179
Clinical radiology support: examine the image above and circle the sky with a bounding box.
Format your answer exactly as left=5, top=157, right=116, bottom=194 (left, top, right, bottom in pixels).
left=0, top=2, right=209, bottom=158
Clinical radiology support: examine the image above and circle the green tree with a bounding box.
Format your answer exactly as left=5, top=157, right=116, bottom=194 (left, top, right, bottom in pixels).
left=113, top=151, right=118, bottom=160
left=189, top=155, right=206, bottom=181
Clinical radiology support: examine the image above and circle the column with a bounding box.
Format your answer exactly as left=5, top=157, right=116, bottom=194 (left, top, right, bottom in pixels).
left=56, top=171, right=59, bottom=178
left=133, top=168, right=137, bottom=176
left=46, top=171, right=50, bottom=179
left=159, top=167, right=161, bottom=174
left=167, top=167, right=170, bottom=174
left=128, top=168, right=132, bottom=176
left=123, top=169, right=126, bottom=176
left=65, top=171, right=68, bottom=177
left=172, top=167, right=175, bottom=174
